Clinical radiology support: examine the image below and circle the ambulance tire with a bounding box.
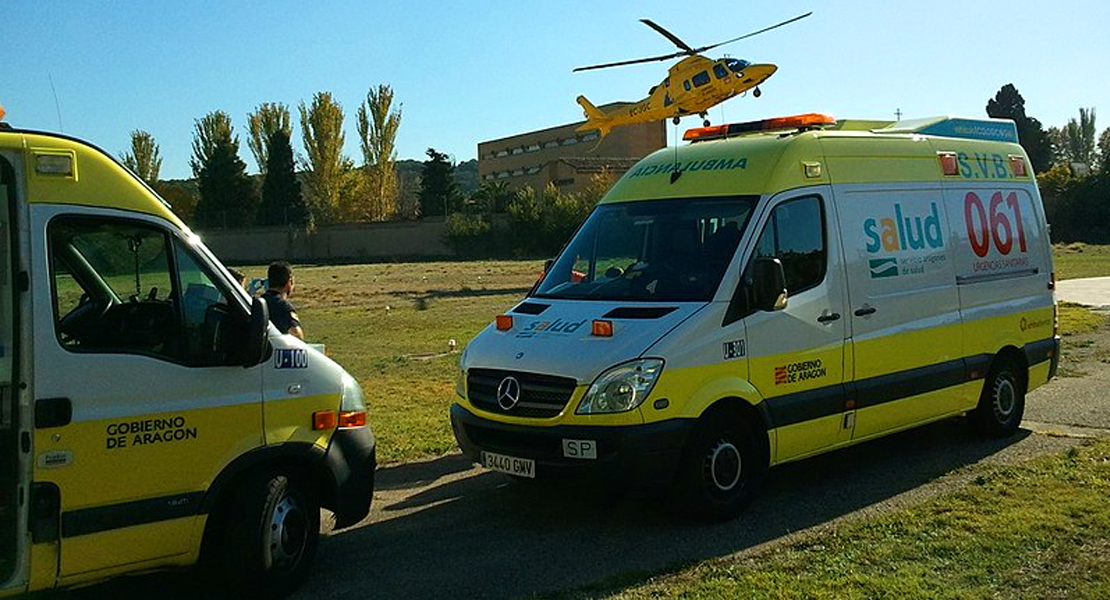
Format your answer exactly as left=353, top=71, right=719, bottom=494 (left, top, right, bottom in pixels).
left=220, top=467, right=320, bottom=598
left=970, top=360, right=1026, bottom=438
left=676, top=411, right=763, bottom=522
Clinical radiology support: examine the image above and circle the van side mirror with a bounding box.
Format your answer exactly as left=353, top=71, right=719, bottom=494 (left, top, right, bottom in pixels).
left=543, top=258, right=554, bottom=273
left=752, top=257, right=788, bottom=312
left=242, top=297, right=271, bottom=367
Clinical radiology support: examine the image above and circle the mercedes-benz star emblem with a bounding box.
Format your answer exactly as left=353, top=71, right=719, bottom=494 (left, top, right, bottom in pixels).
left=497, top=376, right=522, bottom=411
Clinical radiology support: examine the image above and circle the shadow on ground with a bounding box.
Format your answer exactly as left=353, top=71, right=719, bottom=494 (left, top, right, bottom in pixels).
left=51, top=419, right=1027, bottom=600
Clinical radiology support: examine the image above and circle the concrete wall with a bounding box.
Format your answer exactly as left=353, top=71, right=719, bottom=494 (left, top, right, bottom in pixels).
left=199, top=218, right=452, bottom=264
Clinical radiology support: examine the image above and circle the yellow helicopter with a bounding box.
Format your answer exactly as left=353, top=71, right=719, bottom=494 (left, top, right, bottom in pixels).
left=575, top=12, right=812, bottom=139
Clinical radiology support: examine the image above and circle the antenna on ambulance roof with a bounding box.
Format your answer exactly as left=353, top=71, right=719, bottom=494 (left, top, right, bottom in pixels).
left=48, top=72, right=65, bottom=132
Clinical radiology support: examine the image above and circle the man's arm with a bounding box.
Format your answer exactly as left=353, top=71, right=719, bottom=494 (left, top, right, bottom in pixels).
left=288, top=311, right=305, bottom=341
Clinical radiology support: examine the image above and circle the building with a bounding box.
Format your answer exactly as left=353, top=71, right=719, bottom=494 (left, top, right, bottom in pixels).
left=477, top=103, right=666, bottom=196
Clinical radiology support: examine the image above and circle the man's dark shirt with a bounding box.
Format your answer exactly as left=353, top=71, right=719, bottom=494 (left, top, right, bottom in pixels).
left=262, top=289, right=300, bottom=334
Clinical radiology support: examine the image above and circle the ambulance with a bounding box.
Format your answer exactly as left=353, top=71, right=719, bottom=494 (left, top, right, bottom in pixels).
left=451, top=113, right=1058, bottom=520
left=0, top=113, right=375, bottom=597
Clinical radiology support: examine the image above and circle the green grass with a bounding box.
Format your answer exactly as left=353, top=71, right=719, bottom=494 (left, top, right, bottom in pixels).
left=1053, top=242, right=1110, bottom=280
left=556, top=440, right=1110, bottom=600
left=1059, top=301, right=1107, bottom=337
left=237, top=260, right=542, bottom=464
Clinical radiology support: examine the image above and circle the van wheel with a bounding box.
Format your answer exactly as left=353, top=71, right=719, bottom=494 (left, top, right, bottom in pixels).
left=219, top=468, right=320, bottom=598
left=970, top=360, right=1025, bottom=437
left=676, top=413, right=763, bottom=522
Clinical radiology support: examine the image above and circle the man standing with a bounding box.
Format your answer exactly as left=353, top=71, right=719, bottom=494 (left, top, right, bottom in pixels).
left=262, top=261, right=305, bottom=340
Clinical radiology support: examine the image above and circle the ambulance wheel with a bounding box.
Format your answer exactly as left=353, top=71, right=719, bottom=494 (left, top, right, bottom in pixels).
left=970, top=360, right=1026, bottom=438
left=676, top=412, right=763, bottom=521
left=220, top=467, right=320, bottom=598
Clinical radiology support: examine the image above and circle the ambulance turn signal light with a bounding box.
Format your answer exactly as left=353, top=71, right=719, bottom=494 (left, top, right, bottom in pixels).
left=338, top=411, right=367, bottom=428
left=313, top=411, right=337, bottom=430
left=592, top=320, right=614, bottom=337
left=496, top=314, right=513, bottom=331
left=938, top=152, right=959, bottom=176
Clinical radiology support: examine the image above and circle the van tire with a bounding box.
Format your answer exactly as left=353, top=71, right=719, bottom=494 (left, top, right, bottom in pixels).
left=219, top=467, right=320, bottom=599
left=970, top=360, right=1025, bottom=438
left=675, top=412, right=763, bottom=522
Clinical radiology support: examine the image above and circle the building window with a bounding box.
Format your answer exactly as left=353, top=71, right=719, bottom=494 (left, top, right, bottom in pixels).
left=511, top=147, right=524, bottom=155
left=495, top=150, right=508, bottom=158
left=563, top=138, right=578, bottom=146
left=555, top=178, right=575, bottom=187
left=512, top=169, right=524, bottom=176
left=526, top=166, right=541, bottom=175
left=581, top=132, right=599, bottom=142
left=543, top=140, right=559, bottom=149
left=497, top=171, right=509, bottom=179
left=526, top=144, right=540, bottom=152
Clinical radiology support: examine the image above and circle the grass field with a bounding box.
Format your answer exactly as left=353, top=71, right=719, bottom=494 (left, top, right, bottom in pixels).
left=560, top=440, right=1110, bottom=600
left=236, top=245, right=1109, bottom=464
left=1053, top=242, right=1110, bottom=280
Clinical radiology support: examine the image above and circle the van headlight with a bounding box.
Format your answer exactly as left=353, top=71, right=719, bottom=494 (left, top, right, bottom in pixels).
left=340, top=372, right=368, bottom=425
left=577, top=359, right=664, bottom=414
left=455, top=346, right=469, bottom=399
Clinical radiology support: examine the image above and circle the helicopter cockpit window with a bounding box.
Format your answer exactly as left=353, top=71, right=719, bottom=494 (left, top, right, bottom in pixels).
left=692, top=71, right=711, bottom=87
left=713, top=64, right=728, bottom=79
left=533, top=196, right=758, bottom=302
left=725, top=58, right=751, bottom=73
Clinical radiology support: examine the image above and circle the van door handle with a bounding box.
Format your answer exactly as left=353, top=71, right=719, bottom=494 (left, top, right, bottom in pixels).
left=35, top=397, right=73, bottom=429
left=817, top=312, right=841, bottom=323
left=854, top=306, right=877, bottom=317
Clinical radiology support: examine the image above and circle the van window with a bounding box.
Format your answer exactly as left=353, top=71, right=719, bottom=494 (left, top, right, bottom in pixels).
left=692, top=71, right=711, bottom=87
left=750, top=196, right=826, bottom=293
left=49, top=217, right=241, bottom=366
left=535, top=197, right=757, bottom=302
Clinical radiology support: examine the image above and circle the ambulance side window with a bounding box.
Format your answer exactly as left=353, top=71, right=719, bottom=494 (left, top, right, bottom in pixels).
left=50, top=218, right=177, bottom=358
left=750, top=196, right=826, bottom=294
left=174, top=241, right=241, bottom=367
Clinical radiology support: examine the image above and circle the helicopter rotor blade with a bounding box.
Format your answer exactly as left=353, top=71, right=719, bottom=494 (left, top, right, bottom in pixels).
left=573, top=50, right=687, bottom=72
left=695, top=11, right=813, bottom=53
left=639, top=19, right=695, bottom=53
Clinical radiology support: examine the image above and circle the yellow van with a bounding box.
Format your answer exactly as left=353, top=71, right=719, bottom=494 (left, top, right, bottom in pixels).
left=0, top=119, right=375, bottom=597
left=452, top=113, right=1058, bottom=521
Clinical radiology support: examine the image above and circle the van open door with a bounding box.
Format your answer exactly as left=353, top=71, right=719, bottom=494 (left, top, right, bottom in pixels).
left=0, top=154, right=23, bottom=590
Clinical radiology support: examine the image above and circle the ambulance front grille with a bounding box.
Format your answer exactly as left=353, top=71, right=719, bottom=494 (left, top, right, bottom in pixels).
left=467, top=369, right=577, bottom=418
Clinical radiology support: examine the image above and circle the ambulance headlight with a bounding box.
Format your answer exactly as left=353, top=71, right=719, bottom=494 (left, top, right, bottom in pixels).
left=578, top=359, right=664, bottom=414
left=340, top=372, right=367, bottom=413
left=455, top=346, right=469, bottom=399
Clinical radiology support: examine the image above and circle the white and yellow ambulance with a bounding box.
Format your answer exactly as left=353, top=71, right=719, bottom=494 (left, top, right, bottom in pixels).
left=0, top=117, right=375, bottom=597
left=452, top=113, right=1058, bottom=520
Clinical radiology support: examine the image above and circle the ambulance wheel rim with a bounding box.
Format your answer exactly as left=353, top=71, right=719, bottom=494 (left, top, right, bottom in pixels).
left=266, top=491, right=308, bottom=570
left=706, top=439, right=742, bottom=492
left=992, top=375, right=1017, bottom=420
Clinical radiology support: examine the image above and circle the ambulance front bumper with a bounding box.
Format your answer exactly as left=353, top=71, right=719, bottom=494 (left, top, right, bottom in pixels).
left=324, top=425, right=376, bottom=528
left=450, top=403, right=693, bottom=485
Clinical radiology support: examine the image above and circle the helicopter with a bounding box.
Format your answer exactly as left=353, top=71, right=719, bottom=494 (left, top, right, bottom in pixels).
left=574, top=12, right=812, bottom=140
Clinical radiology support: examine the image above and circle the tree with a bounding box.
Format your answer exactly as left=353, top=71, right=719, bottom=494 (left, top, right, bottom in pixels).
left=189, top=111, right=258, bottom=229
left=1062, top=107, right=1097, bottom=169
left=418, top=148, right=460, bottom=217
left=357, top=84, right=402, bottom=221
left=469, top=180, right=514, bottom=214
left=120, top=130, right=162, bottom=185
left=247, top=103, right=292, bottom=174
left=986, top=84, right=1053, bottom=173
left=299, top=92, right=353, bottom=225
left=256, top=130, right=307, bottom=226
left=1098, top=128, right=1110, bottom=174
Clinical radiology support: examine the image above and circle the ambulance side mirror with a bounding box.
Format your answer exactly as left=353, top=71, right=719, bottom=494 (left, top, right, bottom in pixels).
left=752, top=257, right=788, bottom=312
left=242, top=297, right=271, bottom=368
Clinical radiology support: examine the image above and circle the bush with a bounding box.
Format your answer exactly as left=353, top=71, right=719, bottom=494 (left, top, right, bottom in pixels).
left=444, top=213, right=494, bottom=258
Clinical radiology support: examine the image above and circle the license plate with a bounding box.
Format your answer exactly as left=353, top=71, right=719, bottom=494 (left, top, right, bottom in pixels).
left=481, top=451, right=535, bottom=478
left=562, top=438, right=597, bottom=460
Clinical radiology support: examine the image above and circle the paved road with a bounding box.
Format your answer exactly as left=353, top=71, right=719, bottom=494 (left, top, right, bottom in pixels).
left=66, top=329, right=1110, bottom=600
left=1056, top=276, right=1110, bottom=308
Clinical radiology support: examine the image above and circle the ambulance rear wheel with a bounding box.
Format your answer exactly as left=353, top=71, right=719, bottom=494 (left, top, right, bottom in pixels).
left=221, top=467, right=320, bottom=598
left=676, top=412, right=763, bottom=521
left=970, top=360, right=1026, bottom=437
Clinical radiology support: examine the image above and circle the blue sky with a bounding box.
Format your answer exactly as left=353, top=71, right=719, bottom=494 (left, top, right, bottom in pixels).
left=6, top=1, right=1108, bottom=180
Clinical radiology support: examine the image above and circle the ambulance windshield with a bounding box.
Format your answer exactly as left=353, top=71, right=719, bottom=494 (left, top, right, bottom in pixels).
left=534, top=196, right=757, bottom=302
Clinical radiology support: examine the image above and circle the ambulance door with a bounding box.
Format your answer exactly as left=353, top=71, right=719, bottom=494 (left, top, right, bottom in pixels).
left=834, top=185, right=964, bottom=440
left=30, top=207, right=263, bottom=579
left=740, top=190, right=852, bottom=462
left=0, top=156, right=23, bottom=589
